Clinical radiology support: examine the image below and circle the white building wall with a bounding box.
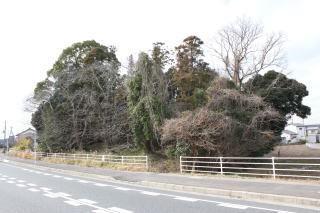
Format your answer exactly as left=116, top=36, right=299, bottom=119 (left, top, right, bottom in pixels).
left=308, top=135, right=317, bottom=143
left=297, top=127, right=306, bottom=138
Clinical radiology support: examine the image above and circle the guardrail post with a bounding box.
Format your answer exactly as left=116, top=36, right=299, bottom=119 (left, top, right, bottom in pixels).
left=73, top=154, right=76, bottom=160
left=121, top=156, right=124, bottom=165
left=219, top=157, right=224, bottom=175
left=102, top=155, right=105, bottom=162
left=180, top=156, right=183, bottom=173
left=54, top=153, right=57, bottom=159
left=146, top=156, right=148, bottom=169
left=272, top=157, right=276, bottom=179
left=87, top=154, right=89, bottom=160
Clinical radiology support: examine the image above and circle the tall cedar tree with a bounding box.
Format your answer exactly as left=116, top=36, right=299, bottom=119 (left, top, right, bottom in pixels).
left=169, top=36, right=217, bottom=104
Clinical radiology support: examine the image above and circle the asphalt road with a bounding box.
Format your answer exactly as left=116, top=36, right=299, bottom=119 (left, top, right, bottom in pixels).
left=0, top=160, right=318, bottom=213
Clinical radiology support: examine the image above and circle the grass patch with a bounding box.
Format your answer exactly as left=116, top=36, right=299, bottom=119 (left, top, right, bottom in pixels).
left=41, top=157, right=148, bottom=172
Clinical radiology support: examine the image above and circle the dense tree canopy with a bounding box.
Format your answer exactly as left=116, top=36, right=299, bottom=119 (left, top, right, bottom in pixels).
left=49, top=40, right=119, bottom=77
left=244, top=70, right=311, bottom=118
left=29, top=28, right=310, bottom=159
left=32, top=41, right=129, bottom=152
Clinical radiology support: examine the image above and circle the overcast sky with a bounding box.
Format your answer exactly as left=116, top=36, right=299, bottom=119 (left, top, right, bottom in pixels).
left=0, top=0, right=319, bottom=134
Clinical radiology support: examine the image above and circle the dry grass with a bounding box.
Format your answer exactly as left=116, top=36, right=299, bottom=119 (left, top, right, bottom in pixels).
left=265, top=144, right=320, bottom=157
left=8, top=152, right=34, bottom=159
left=7, top=151, right=148, bottom=172
left=41, top=158, right=148, bottom=172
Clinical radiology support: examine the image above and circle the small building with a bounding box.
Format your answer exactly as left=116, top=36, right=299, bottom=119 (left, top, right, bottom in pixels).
left=16, top=128, right=37, bottom=144
left=281, top=130, right=298, bottom=143
left=296, top=124, right=320, bottom=143
left=282, top=123, right=320, bottom=143
left=0, top=139, right=6, bottom=148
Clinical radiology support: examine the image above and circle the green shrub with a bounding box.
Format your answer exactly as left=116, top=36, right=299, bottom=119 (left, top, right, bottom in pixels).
left=13, top=138, right=33, bottom=151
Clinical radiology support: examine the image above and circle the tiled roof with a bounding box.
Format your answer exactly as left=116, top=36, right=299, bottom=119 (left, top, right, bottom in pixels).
left=15, top=128, right=35, bottom=136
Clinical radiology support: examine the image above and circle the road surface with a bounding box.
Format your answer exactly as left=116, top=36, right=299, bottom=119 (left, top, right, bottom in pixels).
left=0, top=160, right=318, bottom=213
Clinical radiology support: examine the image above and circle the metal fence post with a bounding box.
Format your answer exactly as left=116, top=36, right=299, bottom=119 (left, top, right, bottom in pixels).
left=272, top=157, right=276, bottom=179
left=180, top=156, right=183, bottom=173
left=219, top=157, right=224, bottom=175
left=102, top=155, right=105, bottom=162
left=146, top=156, right=148, bottom=169
left=121, top=156, right=124, bottom=165
left=87, top=154, right=89, bottom=160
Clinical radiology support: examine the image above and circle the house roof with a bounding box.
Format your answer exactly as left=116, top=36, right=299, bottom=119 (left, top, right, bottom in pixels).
left=16, top=128, right=35, bottom=136
left=282, top=130, right=298, bottom=135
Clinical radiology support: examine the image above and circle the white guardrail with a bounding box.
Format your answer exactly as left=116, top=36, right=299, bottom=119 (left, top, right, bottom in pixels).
left=180, top=156, right=320, bottom=179
left=12, top=152, right=148, bottom=168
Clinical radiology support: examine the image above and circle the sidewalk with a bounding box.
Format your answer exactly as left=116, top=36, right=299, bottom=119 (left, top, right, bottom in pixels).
left=2, top=154, right=320, bottom=208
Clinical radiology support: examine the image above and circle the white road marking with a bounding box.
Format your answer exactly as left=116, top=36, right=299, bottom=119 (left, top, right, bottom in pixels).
left=78, top=199, right=98, bottom=204
left=17, top=180, right=26, bottom=183
left=43, top=173, right=52, bottom=176
left=0, top=178, right=6, bottom=180
left=7, top=181, right=15, bottom=184
left=218, top=203, right=248, bottom=209
left=64, top=200, right=83, bottom=206
left=2, top=163, right=296, bottom=213
left=44, top=191, right=134, bottom=213
left=56, top=192, right=71, bottom=197
left=64, top=177, right=74, bottom=180
left=94, top=183, right=108, bottom=187
left=8, top=177, right=16, bottom=180
left=114, top=187, right=131, bottom=191
left=53, top=175, right=62, bottom=178
left=140, top=191, right=161, bottom=196
left=16, top=184, right=26, bottom=187
left=27, top=183, right=37, bottom=186
left=78, top=180, right=89, bottom=183
left=43, top=193, right=60, bottom=198
left=92, top=207, right=133, bottom=213
left=40, top=187, right=52, bottom=191
left=92, top=210, right=109, bottom=213
left=174, top=196, right=198, bottom=202
left=108, top=207, right=133, bottom=213
left=28, top=188, right=40, bottom=192
left=277, top=211, right=295, bottom=213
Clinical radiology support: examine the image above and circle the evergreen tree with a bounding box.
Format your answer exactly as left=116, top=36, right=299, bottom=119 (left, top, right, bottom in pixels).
left=169, top=36, right=217, bottom=105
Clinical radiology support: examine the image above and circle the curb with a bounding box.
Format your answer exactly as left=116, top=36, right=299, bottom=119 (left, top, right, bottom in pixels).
left=4, top=159, right=320, bottom=209
left=139, top=181, right=320, bottom=208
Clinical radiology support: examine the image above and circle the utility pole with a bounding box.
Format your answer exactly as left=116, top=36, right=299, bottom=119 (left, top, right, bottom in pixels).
left=9, top=127, right=14, bottom=148
left=3, top=121, right=7, bottom=153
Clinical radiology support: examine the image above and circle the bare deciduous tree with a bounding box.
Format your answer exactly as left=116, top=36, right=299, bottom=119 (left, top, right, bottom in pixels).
left=211, top=17, right=286, bottom=88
